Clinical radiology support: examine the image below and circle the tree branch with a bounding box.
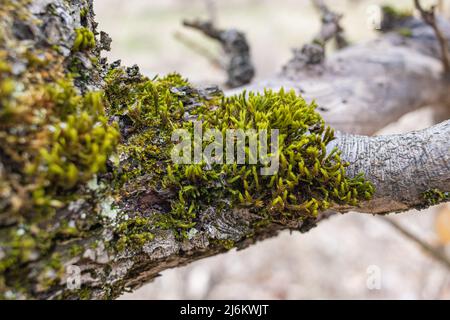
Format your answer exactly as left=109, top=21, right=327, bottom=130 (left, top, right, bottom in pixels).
left=414, top=0, right=450, bottom=76
left=182, top=19, right=255, bottom=88
left=13, top=120, right=449, bottom=300
left=380, top=216, right=450, bottom=271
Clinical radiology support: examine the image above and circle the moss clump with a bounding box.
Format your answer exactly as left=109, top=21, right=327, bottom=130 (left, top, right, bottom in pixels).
left=72, top=27, right=96, bottom=52
left=104, top=69, right=203, bottom=185
left=423, top=189, right=449, bottom=206
left=0, top=1, right=122, bottom=298
left=103, top=67, right=374, bottom=240
left=114, top=217, right=155, bottom=251
left=69, top=244, right=84, bottom=257
left=34, top=90, right=118, bottom=188
left=216, top=239, right=235, bottom=250
left=161, top=89, right=374, bottom=236
left=80, top=7, right=89, bottom=19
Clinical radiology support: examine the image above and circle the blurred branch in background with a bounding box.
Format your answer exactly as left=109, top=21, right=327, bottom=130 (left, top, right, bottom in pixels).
left=181, top=3, right=255, bottom=89
left=380, top=216, right=450, bottom=271
left=205, top=0, right=218, bottom=24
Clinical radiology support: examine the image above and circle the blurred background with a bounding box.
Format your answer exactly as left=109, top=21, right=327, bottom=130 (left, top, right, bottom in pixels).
left=93, top=0, right=450, bottom=299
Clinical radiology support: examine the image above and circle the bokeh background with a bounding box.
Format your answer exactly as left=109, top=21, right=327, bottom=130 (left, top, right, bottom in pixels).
left=93, top=0, right=450, bottom=299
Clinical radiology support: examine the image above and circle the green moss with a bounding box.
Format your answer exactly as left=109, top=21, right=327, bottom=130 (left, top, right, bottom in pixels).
left=114, top=217, right=155, bottom=251
left=55, top=221, right=79, bottom=238
left=72, top=27, right=96, bottom=52
left=1, top=0, right=376, bottom=294
left=24, top=80, right=119, bottom=210
left=80, top=7, right=88, bottom=19
left=0, top=1, right=123, bottom=298
left=217, top=239, right=235, bottom=250
left=422, top=188, right=449, bottom=206
left=76, top=287, right=92, bottom=300
left=0, top=49, right=119, bottom=294
left=0, top=225, right=51, bottom=274
left=160, top=89, right=374, bottom=236
left=103, top=68, right=374, bottom=241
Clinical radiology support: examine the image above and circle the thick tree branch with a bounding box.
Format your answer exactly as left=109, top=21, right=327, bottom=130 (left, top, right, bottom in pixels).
left=14, top=121, right=449, bottom=300
left=237, top=15, right=450, bottom=134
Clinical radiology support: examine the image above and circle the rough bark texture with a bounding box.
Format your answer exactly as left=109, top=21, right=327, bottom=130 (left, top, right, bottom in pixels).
left=0, top=0, right=449, bottom=300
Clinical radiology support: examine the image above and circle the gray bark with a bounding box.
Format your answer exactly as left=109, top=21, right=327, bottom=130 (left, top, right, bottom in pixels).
left=335, top=120, right=450, bottom=214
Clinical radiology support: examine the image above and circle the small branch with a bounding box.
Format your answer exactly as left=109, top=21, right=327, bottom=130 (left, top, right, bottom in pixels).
left=182, top=19, right=255, bottom=88
left=380, top=216, right=450, bottom=271
left=173, top=31, right=223, bottom=70
left=312, top=0, right=349, bottom=49
left=204, top=0, right=218, bottom=24
left=414, top=0, right=450, bottom=75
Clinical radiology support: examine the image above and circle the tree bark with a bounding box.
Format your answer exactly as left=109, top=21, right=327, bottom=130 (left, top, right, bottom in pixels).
left=0, top=0, right=449, bottom=299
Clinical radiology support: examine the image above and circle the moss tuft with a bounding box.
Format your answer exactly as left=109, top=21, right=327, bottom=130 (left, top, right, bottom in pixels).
left=398, top=27, right=413, bottom=37
left=72, top=27, right=96, bottom=52
left=161, top=89, right=374, bottom=236
left=381, top=5, right=412, bottom=20
left=103, top=68, right=374, bottom=240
